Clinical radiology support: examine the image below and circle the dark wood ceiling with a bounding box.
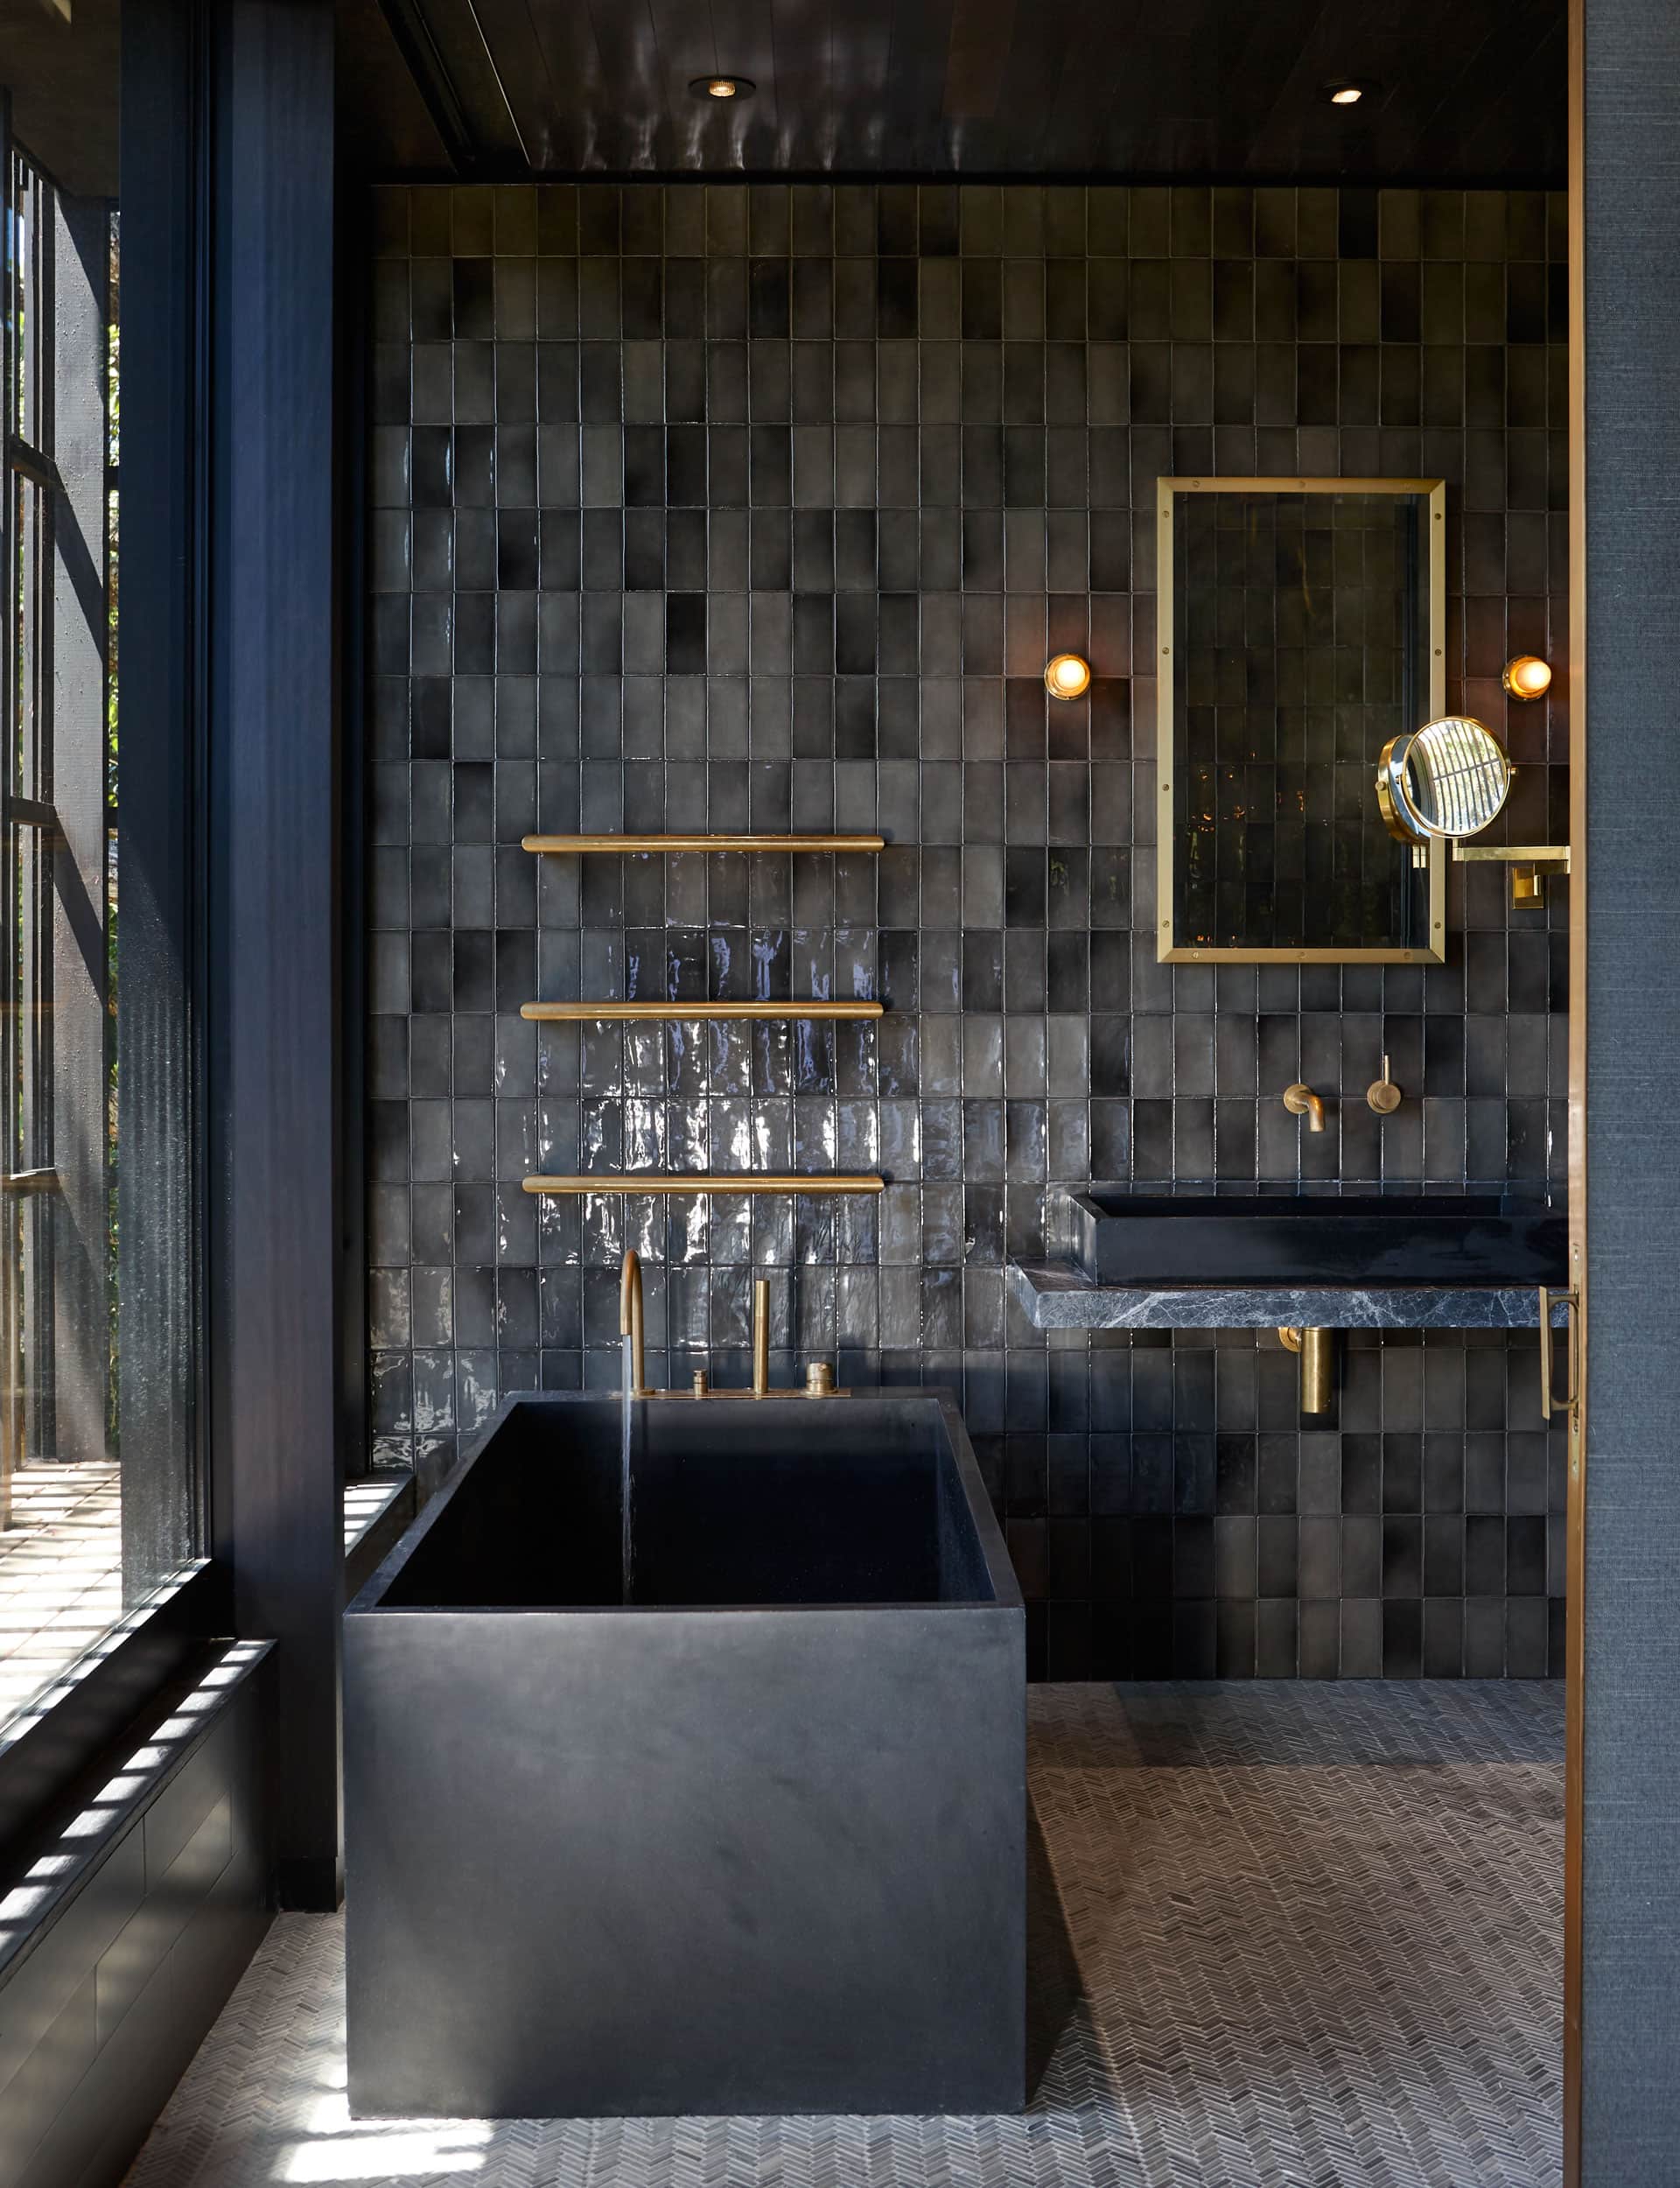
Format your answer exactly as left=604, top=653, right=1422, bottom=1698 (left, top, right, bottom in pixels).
left=0, top=0, right=120, bottom=197
left=349, top=0, right=1566, bottom=182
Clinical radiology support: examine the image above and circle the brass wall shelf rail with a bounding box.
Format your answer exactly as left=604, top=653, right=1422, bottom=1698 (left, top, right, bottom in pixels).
left=522, top=833, right=886, bottom=854
left=522, top=1175, right=885, bottom=1196
left=521, top=999, right=883, bottom=1023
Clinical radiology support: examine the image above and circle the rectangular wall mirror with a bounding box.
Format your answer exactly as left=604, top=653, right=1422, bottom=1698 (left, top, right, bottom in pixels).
left=1155, top=477, right=1446, bottom=964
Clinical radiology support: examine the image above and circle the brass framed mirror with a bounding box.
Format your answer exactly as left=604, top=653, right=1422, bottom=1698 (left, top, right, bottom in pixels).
left=1155, top=477, right=1447, bottom=964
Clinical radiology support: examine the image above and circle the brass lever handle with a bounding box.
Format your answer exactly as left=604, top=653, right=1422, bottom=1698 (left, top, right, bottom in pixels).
left=1538, top=1286, right=1580, bottom=1423
left=1366, top=1054, right=1403, bottom=1115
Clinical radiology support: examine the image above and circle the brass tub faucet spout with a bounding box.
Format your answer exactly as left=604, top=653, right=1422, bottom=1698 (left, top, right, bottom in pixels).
left=1284, top=1083, right=1325, bottom=1132
left=620, top=1250, right=650, bottom=1397
left=752, top=1277, right=771, bottom=1397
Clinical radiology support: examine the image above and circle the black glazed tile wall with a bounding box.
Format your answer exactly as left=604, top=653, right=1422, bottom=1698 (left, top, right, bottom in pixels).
left=365, top=179, right=1569, bottom=1680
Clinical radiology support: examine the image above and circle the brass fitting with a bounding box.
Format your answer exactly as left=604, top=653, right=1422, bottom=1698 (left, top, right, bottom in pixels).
left=620, top=1249, right=649, bottom=1396
left=752, top=1277, right=770, bottom=1396
left=1366, top=1054, right=1403, bottom=1115
left=1278, top=1326, right=1334, bottom=1414
left=1283, top=1083, right=1326, bottom=1133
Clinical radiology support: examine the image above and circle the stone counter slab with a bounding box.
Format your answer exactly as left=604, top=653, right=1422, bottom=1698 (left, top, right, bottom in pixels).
left=1008, top=1260, right=1566, bottom=1332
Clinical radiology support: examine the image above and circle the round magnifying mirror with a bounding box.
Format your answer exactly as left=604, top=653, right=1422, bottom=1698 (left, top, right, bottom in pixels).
left=1376, top=716, right=1514, bottom=846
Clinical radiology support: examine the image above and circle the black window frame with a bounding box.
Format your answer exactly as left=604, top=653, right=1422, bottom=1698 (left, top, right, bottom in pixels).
left=0, top=15, right=225, bottom=1872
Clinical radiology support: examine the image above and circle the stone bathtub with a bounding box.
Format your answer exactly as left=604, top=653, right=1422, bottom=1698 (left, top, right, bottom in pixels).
left=344, top=1389, right=1025, bottom=2119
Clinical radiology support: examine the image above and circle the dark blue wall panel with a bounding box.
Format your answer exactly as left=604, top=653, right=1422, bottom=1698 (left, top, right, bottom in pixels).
left=1580, top=0, right=1680, bottom=2177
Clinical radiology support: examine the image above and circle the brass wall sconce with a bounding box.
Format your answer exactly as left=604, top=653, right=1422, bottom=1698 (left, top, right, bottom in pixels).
left=1044, top=653, right=1090, bottom=700
left=1376, top=714, right=1572, bottom=908
left=1502, top=655, right=1552, bottom=700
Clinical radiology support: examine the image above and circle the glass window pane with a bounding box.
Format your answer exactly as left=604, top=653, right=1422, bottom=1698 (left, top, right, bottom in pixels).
left=1, top=10, right=199, bottom=1737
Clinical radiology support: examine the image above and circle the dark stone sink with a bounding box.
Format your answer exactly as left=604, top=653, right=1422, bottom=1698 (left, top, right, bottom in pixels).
left=1067, top=1189, right=1567, bottom=1287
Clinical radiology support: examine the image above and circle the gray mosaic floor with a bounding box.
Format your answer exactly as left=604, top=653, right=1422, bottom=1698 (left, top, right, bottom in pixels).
left=125, top=1680, right=1564, bottom=2188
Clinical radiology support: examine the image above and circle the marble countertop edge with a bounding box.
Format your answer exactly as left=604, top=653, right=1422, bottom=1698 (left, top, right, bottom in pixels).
left=1006, top=1259, right=1563, bottom=1331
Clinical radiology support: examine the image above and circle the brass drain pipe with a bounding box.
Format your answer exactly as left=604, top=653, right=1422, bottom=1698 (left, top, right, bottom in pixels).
left=1278, top=1327, right=1334, bottom=1414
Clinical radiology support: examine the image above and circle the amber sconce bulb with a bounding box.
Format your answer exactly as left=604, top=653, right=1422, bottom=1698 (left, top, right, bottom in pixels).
left=1044, top=653, right=1091, bottom=700
left=1502, top=655, right=1552, bottom=701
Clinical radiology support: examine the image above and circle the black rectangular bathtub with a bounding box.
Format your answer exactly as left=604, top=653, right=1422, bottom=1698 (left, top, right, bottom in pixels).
left=344, top=1390, right=1025, bottom=2119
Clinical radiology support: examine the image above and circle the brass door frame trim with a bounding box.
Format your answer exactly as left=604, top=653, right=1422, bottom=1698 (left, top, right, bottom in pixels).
left=1564, top=0, right=1586, bottom=2172
left=1154, top=475, right=1448, bottom=965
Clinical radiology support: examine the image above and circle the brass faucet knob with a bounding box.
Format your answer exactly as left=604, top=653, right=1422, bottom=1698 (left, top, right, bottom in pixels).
left=692, top=1369, right=710, bottom=1397
left=1283, top=1083, right=1326, bottom=1132
left=805, top=1361, right=835, bottom=1397
left=1366, top=1053, right=1403, bottom=1115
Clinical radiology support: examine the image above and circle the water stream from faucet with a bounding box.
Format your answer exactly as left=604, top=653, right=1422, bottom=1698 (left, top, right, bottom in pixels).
left=620, top=1335, right=637, bottom=1605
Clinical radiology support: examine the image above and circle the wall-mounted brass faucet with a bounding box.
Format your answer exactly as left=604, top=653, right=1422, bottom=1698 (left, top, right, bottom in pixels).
left=620, top=1251, right=842, bottom=1398
left=1283, top=1083, right=1326, bottom=1133
left=752, top=1277, right=771, bottom=1396
left=620, top=1249, right=650, bottom=1397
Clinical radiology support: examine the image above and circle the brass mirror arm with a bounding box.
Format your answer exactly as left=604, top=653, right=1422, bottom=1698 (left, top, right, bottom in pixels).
left=1452, top=842, right=1572, bottom=908
left=1451, top=845, right=1572, bottom=866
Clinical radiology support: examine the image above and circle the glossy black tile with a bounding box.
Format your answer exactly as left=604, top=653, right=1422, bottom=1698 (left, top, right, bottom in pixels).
left=369, top=181, right=1566, bottom=1678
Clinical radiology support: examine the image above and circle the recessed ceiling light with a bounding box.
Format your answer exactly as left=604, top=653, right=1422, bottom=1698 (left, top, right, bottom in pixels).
left=1322, top=80, right=1372, bottom=106
left=691, top=75, right=754, bottom=100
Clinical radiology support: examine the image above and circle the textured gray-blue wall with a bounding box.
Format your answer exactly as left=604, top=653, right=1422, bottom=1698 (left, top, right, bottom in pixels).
left=1581, top=0, right=1680, bottom=2176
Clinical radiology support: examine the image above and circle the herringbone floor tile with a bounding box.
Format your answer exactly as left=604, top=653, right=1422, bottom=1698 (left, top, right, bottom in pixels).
left=125, top=1680, right=1563, bottom=2188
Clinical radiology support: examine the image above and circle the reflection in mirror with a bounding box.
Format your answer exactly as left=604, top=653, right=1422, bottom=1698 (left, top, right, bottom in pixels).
left=1376, top=716, right=1514, bottom=844
left=1156, top=479, right=1446, bottom=964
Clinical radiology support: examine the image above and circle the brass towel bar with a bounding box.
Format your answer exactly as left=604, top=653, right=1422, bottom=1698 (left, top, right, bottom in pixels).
left=521, top=838, right=886, bottom=1203
left=521, top=999, right=882, bottom=1023
left=522, top=833, right=886, bottom=855
left=522, top=1174, right=885, bottom=1196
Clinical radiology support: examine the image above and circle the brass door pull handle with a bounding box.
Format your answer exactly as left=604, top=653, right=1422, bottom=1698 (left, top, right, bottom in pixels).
left=1538, top=1286, right=1580, bottom=1422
